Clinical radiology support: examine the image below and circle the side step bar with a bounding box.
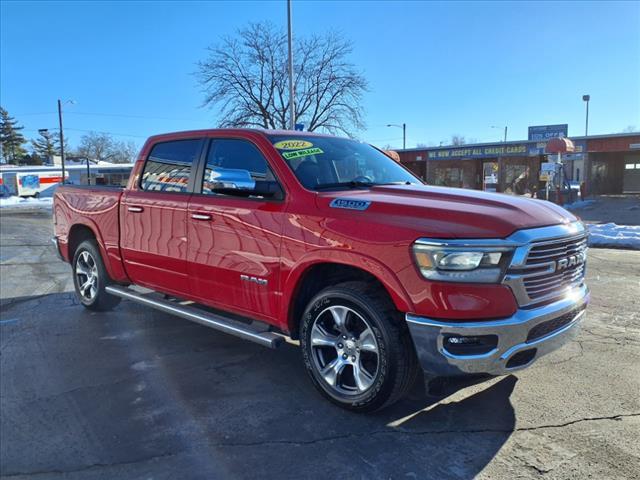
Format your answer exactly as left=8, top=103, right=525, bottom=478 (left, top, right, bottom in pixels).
left=105, top=285, right=283, bottom=349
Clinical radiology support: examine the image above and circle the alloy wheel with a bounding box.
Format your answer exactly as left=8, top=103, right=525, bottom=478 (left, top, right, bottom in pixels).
left=310, top=305, right=380, bottom=395
left=75, top=251, right=98, bottom=301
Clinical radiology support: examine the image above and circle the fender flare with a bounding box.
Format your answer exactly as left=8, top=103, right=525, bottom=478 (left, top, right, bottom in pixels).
left=66, top=219, right=125, bottom=282
left=282, top=249, right=415, bottom=326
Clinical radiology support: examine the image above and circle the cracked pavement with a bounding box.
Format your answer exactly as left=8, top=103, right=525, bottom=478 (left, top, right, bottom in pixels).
left=1, top=211, right=639, bottom=479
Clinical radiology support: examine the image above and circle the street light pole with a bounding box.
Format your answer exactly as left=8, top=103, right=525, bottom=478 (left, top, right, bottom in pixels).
left=491, top=125, right=508, bottom=142
left=57, top=99, right=66, bottom=184
left=583, top=94, right=591, bottom=198
left=582, top=94, right=590, bottom=136
left=287, top=0, right=295, bottom=130
left=386, top=123, right=406, bottom=149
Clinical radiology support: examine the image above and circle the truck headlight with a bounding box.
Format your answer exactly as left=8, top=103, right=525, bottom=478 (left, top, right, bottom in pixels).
left=412, top=241, right=513, bottom=283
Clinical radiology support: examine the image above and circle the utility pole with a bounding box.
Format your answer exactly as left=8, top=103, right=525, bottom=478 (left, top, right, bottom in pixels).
left=583, top=94, right=590, bottom=136
left=583, top=94, right=591, bottom=198
left=491, top=125, right=508, bottom=142
left=386, top=123, right=406, bottom=149
left=402, top=123, right=406, bottom=150
left=57, top=99, right=66, bottom=184
left=287, top=0, right=295, bottom=130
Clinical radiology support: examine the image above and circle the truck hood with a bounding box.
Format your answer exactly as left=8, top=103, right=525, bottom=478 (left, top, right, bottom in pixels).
left=317, top=184, right=577, bottom=239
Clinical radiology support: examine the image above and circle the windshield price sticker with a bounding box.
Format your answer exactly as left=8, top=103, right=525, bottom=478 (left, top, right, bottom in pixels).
left=282, top=147, right=324, bottom=160
left=274, top=140, right=314, bottom=150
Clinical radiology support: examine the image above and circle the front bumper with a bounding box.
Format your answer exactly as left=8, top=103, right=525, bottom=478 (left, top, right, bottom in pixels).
left=406, top=284, right=589, bottom=376
left=51, top=237, right=64, bottom=261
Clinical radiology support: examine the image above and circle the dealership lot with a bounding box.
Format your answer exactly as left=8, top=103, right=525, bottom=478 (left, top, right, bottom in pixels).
left=1, top=211, right=638, bottom=480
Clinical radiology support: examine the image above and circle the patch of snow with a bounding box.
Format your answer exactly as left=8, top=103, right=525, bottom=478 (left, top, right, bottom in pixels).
left=0, top=195, right=53, bottom=210
left=564, top=199, right=596, bottom=210
left=587, top=223, right=640, bottom=249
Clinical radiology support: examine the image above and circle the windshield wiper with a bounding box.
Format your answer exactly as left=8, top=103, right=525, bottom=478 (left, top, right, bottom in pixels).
left=314, top=181, right=376, bottom=190
left=377, top=181, right=415, bottom=186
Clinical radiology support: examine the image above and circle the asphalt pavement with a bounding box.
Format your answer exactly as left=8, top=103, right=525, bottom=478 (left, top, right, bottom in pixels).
left=1, top=210, right=638, bottom=479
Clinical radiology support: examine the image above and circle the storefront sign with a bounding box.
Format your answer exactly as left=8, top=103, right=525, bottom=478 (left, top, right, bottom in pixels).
left=428, top=144, right=528, bottom=160
left=528, top=124, right=568, bottom=141
left=540, top=162, right=556, bottom=182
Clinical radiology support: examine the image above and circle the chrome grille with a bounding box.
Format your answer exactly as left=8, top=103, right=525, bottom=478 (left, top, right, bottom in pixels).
left=526, top=235, right=588, bottom=264
left=523, top=234, right=588, bottom=301
left=504, top=226, right=589, bottom=307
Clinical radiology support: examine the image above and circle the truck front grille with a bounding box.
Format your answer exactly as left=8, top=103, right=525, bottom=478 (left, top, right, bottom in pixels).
left=523, top=234, right=588, bottom=300
left=504, top=229, right=588, bottom=307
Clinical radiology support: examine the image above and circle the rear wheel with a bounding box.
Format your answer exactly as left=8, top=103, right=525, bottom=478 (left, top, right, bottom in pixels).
left=300, top=281, right=419, bottom=412
left=72, top=240, right=121, bottom=311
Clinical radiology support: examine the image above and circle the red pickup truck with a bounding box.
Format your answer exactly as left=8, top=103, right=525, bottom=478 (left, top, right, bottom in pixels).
left=53, top=129, right=589, bottom=412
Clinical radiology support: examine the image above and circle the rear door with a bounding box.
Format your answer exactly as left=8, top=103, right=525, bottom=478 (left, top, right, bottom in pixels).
left=121, top=138, right=204, bottom=296
left=187, top=137, right=286, bottom=322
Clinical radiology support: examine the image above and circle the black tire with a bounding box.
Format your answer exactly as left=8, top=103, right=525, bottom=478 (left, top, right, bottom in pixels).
left=300, top=281, right=419, bottom=412
left=72, top=239, right=121, bottom=311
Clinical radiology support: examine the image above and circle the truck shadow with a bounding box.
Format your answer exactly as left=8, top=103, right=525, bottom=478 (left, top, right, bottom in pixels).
left=1, top=293, right=517, bottom=480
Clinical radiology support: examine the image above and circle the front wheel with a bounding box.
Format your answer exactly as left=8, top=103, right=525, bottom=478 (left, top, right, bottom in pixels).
left=300, top=281, right=419, bottom=412
left=72, top=239, right=121, bottom=311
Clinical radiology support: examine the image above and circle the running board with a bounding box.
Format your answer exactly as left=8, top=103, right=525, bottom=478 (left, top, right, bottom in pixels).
left=105, top=285, right=283, bottom=349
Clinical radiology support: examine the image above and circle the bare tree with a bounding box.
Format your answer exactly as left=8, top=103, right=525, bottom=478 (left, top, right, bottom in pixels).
left=76, top=132, right=138, bottom=164
left=110, top=140, right=139, bottom=164
left=196, top=22, right=368, bottom=136
left=451, top=135, right=466, bottom=146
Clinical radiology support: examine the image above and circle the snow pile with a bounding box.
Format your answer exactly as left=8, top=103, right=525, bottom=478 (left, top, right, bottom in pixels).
left=588, top=223, right=640, bottom=249
left=0, top=196, right=53, bottom=210
left=564, top=199, right=596, bottom=210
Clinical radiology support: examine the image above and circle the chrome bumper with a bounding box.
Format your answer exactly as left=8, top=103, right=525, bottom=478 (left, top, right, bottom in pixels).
left=406, top=284, right=589, bottom=377
left=51, top=237, right=64, bottom=261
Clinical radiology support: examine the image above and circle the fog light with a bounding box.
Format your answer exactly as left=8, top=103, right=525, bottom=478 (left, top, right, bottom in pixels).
left=443, top=334, right=498, bottom=356
left=447, top=336, right=480, bottom=344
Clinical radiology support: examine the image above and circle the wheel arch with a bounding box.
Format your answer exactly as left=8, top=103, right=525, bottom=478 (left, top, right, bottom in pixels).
left=68, top=224, right=98, bottom=261
left=67, top=221, right=123, bottom=282
left=284, top=255, right=414, bottom=339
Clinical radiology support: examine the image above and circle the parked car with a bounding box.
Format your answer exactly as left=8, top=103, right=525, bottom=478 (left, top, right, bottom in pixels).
left=52, top=129, right=589, bottom=412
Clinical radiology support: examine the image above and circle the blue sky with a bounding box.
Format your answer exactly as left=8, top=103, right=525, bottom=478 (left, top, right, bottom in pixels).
left=1, top=0, right=639, bottom=150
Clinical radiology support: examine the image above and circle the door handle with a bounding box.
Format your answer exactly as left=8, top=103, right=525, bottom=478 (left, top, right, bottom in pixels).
left=191, top=213, right=212, bottom=221
left=127, top=206, right=144, bottom=213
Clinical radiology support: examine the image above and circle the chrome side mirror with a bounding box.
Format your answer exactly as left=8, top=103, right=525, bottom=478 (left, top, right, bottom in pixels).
left=209, top=168, right=256, bottom=190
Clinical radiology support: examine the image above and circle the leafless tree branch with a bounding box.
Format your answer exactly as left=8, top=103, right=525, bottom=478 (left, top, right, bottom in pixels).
left=196, top=22, right=367, bottom=136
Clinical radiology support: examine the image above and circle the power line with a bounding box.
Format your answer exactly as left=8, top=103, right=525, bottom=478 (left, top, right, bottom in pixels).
left=12, top=112, right=57, bottom=116
left=22, top=127, right=147, bottom=139
left=68, top=111, right=202, bottom=122
left=64, top=128, right=148, bottom=139
left=15, top=110, right=202, bottom=122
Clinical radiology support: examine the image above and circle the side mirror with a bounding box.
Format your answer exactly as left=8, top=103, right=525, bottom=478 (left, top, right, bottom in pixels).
left=209, top=168, right=256, bottom=190
left=207, top=167, right=283, bottom=200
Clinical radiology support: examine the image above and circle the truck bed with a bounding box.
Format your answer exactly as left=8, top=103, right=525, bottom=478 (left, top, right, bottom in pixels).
left=53, top=184, right=128, bottom=282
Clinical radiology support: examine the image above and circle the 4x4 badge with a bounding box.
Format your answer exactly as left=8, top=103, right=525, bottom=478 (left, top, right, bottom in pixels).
left=329, top=198, right=371, bottom=211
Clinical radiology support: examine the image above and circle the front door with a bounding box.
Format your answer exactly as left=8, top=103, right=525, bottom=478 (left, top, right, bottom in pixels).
left=187, top=138, right=286, bottom=322
left=623, top=156, right=640, bottom=193
left=121, top=138, right=204, bottom=296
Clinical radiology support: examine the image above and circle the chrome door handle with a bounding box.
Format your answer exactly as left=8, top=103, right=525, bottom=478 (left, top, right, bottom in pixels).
left=191, top=213, right=212, bottom=221
left=127, top=206, right=144, bottom=213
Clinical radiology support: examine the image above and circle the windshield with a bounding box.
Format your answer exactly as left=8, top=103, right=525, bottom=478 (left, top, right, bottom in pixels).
left=268, top=135, right=422, bottom=190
